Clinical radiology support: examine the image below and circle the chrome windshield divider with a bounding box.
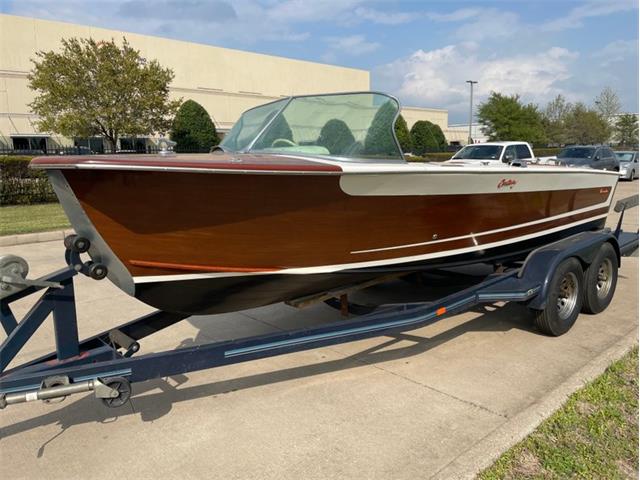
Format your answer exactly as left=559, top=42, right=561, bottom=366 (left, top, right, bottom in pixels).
left=244, top=97, right=293, bottom=153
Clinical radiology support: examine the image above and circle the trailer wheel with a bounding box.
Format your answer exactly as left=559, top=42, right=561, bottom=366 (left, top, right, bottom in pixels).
left=582, top=243, right=618, bottom=314
left=100, top=377, right=132, bottom=408
left=533, top=258, right=583, bottom=336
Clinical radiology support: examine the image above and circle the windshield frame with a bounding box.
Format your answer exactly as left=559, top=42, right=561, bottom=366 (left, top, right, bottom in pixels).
left=221, top=91, right=405, bottom=162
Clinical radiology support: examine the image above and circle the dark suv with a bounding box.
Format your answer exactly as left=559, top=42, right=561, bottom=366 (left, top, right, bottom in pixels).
left=556, top=145, right=619, bottom=171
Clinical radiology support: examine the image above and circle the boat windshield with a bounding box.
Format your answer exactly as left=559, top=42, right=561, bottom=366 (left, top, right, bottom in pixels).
left=452, top=145, right=504, bottom=160
left=220, top=92, right=404, bottom=161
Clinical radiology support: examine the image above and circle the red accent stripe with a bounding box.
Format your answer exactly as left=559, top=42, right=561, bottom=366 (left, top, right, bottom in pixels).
left=129, top=259, right=280, bottom=273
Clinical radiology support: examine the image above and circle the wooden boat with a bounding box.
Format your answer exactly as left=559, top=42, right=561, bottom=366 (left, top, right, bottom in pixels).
left=31, top=92, right=619, bottom=314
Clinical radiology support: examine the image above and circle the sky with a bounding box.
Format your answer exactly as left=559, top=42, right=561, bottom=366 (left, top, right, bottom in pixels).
left=2, top=0, right=638, bottom=123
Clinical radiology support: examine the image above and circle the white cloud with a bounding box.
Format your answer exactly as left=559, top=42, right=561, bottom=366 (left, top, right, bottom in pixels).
left=264, top=0, right=362, bottom=24
left=452, top=9, right=521, bottom=41
left=592, top=39, right=639, bottom=65
left=353, top=7, right=414, bottom=25
left=374, top=44, right=579, bottom=118
left=541, top=0, right=637, bottom=31
left=325, top=34, right=380, bottom=56
left=425, top=8, right=482, bottom=22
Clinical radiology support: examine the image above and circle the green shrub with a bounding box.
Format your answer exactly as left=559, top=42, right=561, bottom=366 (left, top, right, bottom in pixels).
left=410, top=120, right=447, bottom=155
left=170, top=100, right=219, bottom=152
left=0, top=156, right=57, bottom=205
left=394, top=114, right=412, bottom=153
left=318, top=119, right=356, bottom=155
left=363, top=100, right=400, bottom=157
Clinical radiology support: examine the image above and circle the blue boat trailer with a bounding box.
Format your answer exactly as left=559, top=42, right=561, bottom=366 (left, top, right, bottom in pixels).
left=0, top=195, right=637, bottom=409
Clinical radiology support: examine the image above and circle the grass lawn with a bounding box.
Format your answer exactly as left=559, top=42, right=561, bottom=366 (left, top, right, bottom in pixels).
left=479, top=347, right=638, bottom=479
left=0, top=203, right=70, bottom=236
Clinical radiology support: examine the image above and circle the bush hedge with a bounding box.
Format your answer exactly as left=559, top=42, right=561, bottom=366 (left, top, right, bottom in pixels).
left=0, top=156, right=57, bottom=205
left=410, top=121, right=447, bottom=155
left=170, top=100, right=219, bottom=152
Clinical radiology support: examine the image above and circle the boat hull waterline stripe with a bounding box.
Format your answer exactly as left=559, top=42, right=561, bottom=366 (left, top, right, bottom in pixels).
left=132, top=213, right=608, bottom=283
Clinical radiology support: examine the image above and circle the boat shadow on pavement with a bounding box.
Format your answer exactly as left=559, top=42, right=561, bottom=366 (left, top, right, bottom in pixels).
left=0, top=270, right=540, bottom=456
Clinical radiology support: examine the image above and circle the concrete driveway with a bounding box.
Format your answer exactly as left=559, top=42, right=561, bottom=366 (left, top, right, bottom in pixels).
left=0, top=181, right=637, bottom=480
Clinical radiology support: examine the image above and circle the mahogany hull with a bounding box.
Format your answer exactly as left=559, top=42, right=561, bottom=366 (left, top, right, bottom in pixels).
left=31, top=153, right=618, bottom=315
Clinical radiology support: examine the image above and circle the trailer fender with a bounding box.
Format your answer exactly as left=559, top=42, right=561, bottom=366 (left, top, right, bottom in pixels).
left=520, top=232, right=620, bottom=311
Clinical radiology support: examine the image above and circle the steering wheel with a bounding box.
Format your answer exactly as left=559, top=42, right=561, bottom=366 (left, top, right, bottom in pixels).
left=271, top=138, right=297, bottom=148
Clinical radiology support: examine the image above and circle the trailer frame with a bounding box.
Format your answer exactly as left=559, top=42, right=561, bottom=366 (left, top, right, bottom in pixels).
left=1, top=196, right=637, bottom=409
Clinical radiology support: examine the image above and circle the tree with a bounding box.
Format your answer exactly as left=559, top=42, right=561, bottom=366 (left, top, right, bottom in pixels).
left=394, top=114, right=412, bottom=153
left=564, top=103, right=610, bottom=145
left=363, top=100, right=400, bottom=157
left=410, top=120, right=446, bottom=155
left=477, top=92, right=546, bottom=145
left=542, top=94, right=572, bottom=146
left=28, top=37, right=180, bottom=152
left=613, top=114, right=639, bottom=148
left=170, top=100, right=219, bottom=152
left=594, top=86, right=621, bottom=119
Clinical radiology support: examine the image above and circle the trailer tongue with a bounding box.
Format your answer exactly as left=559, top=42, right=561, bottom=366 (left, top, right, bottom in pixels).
left=0, top=196, right=637, bottom=410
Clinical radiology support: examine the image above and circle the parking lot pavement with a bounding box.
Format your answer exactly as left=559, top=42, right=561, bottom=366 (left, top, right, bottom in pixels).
left=0, top=181, right=638, bottom=480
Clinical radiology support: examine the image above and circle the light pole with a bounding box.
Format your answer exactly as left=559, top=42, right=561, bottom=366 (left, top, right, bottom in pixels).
left=466, top=80, right=478, bottom=145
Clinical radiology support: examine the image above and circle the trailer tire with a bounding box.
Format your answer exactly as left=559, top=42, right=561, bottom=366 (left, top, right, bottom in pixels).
left=533, top=257, right=583, bottom=336
left=581, top=243, right=618, bottom=314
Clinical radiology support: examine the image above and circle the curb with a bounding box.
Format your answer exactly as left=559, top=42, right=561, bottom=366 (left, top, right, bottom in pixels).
left=431, top=329, right=639, bottom=480
left=0, top=229, right=74, bottom=248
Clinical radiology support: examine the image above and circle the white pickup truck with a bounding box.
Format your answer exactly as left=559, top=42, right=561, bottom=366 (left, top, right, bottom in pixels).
left=447, top=141, right=535, bottom=167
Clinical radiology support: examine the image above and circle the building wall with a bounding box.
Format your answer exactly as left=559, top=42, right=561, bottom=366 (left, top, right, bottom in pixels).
left=400, top=106, right=448, bottom=133
left=0, top=14, right=451, bottom=150
left=445, top=123, right=488, bottom=145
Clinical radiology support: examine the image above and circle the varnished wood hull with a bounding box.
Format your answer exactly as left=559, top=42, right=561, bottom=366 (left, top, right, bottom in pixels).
left=133, top=218, right=606, bottom=314
left=32, top=153, right=618, bottom=314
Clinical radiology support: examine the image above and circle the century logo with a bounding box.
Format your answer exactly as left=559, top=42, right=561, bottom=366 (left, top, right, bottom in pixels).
left=497, top=178, right=517, bottom=189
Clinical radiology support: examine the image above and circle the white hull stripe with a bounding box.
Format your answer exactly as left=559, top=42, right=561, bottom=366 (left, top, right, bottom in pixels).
left=351, top=201, right=611, bottom=254
left=133, top=213, right=608, bottom=284
left=339, top=170, right=618, bottom=196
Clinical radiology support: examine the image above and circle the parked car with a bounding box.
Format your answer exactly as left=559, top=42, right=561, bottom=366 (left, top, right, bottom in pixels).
left=556, top=145, right=619, bottom=171
left=448, top=141, right=533, bottom=166
left=615, top=151, right=639, bottom=181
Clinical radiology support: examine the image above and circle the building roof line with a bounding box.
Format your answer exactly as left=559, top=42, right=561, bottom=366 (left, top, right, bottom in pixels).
left=0, top=13, right=370, bottom=75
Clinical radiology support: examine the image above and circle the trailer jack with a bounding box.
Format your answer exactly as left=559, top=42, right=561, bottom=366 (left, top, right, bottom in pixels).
left=0, top=375, right=130, bottom=409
